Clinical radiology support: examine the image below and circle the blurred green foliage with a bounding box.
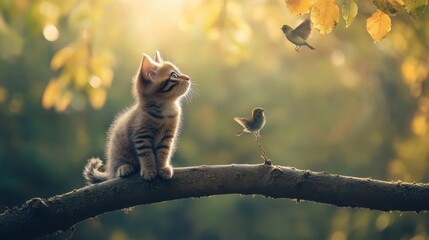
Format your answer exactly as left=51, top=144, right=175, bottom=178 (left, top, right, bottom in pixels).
left=1, top=0, right=429, bottom=239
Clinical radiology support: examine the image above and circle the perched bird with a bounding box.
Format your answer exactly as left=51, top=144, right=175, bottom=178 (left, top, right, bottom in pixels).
left=234, top=107, right=266, bottom=139
left=281, top=19, right=315, bottom=52
left=234, top=107, right=271, bottom=164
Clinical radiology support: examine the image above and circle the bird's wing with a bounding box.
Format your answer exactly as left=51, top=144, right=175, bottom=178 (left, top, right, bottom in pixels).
left=292, top=19, right=312, bottom=40
left=234, top=117, right=248, bottom=128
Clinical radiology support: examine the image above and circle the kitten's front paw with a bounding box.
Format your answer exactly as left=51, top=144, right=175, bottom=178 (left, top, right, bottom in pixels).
left=140, top=169, right=157, bottom=180
left=158, top=166, right=174, bottom=180
left=117, top=164, right=135, bottom=178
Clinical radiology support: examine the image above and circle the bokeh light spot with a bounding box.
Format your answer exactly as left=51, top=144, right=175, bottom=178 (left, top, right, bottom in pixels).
left=330, top=231, right=347, bottom=240
left=0, top=86, right=8, bottom=104
left=89, top=75, right=102, bottom=89
left=8, top=95, right=23, bottom=113
left=330, top=50, right=345, bottom=66
left=375, top=213, right=390, bottom=231
left=43, top=24, right=59, bottom=42
left=39, top=1, right=59, bottom=17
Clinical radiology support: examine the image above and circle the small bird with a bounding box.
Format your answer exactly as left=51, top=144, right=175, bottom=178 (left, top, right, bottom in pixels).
left=281, top=19, right=315, bottom=52
left=234, top=107, right=266, bottom=139
left=234, top=107, right=271, bottom=164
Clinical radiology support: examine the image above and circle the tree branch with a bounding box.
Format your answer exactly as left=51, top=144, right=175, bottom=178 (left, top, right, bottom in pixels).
left=1, top=164, right=429, bottom=239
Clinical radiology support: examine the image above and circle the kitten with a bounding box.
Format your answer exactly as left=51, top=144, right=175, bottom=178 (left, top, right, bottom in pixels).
left=83, top=51, right=190, bottom=184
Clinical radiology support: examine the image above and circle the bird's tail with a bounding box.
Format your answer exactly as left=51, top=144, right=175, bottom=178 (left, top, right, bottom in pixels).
left=234, top=117, right=247, bottom=128
left=83, top=158, right=109, bottom=185
left=306, top=43, right=315, bottom=50
left=234, top=117, right=248, bottom=136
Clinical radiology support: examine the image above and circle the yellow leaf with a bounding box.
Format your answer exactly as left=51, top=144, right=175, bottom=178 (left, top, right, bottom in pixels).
left=202, top=1, right=224, bottom=30
left=310, top=0, right=340, bottom=34
left=42, top=78, right=60, bottom=109
left=51, top=47, right=74, bottom=70
left=285, top=0, right=315, bottom=15
left=401, top=57, right=429, bottom=88
left=54, top=91, right=73, bottom=112
left=412, top=113, right=427, bottom=136
left=342, top=0, right=358, bottom=28
left=404, top=0, right=428, bottom=19
left=401, top=57, right=419, bottom=85
left=373, top=0, right=403, bottom=15
left=366, top=10, right=391, bottom=43
left=97, top=67, right=114, bottom=87
left=74, top=65, right=89, bottom=88
left=229, top=2, right=252, bottom=43
left=88, top=88, right=106, bottom=109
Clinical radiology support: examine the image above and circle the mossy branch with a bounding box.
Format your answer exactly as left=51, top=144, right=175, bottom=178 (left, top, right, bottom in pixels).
left=1, top=164, right=429, bottom=239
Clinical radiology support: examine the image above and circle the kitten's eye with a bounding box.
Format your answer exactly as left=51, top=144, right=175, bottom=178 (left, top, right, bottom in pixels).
left=171, top=72, right=179, bottom=78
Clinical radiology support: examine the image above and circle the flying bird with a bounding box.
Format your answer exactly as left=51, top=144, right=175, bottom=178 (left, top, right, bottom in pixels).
left=281, top=19, right=315, bottom=52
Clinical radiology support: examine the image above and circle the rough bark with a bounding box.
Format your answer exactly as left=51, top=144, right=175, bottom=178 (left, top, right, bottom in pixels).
left=1, top=164, right=429, bottom=239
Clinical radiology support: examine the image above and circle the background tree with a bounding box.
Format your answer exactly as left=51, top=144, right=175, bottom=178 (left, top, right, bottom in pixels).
left=0, top=0, right=428, bottom=239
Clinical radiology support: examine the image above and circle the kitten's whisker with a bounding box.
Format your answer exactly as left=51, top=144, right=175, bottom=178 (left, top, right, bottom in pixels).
left=192, top=89, right=199, bottom=98
left=188, top=83, right=199, bottom=97
left=183, top=83, right=199, bottom=104
left=189, top=79, right=200, bottom=86
left=184, top=90, right=194, bottom=104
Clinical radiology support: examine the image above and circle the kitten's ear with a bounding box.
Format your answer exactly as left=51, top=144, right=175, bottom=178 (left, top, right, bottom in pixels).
left=140, top=54, right=159, bottom=81
left=154, top=50, right=163, bottom=63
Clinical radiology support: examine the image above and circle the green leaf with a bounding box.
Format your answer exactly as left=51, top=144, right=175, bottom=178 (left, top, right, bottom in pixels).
left=342, top=0, right=358, bottom=28
left=404, top=0, right=428, bottom=18
left=0, top=14, right=23, bottom=59
left=373, top=0, right=403, bottom=16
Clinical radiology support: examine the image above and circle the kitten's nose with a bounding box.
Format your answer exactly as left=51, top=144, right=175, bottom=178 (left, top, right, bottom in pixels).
left=181, top=74, right=190, bottom=81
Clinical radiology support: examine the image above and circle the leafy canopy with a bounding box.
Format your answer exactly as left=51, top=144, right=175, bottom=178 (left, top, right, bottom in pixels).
left=285, top=0, right=427, bottom=42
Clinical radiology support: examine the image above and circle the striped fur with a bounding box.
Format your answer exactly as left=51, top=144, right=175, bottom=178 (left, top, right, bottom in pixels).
left=83, top=52, right=190, bottom=184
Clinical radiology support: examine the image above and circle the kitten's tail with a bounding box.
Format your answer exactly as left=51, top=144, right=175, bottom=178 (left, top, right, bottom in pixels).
left=83, top=158, right=109, bottom=185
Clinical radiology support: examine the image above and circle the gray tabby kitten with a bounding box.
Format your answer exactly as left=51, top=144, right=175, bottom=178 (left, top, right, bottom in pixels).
left=83, top=51, right=190, bottom=184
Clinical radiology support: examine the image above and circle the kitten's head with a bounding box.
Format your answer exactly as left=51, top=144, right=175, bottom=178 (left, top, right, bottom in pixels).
left=134, top=51, right=190, bottom=101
